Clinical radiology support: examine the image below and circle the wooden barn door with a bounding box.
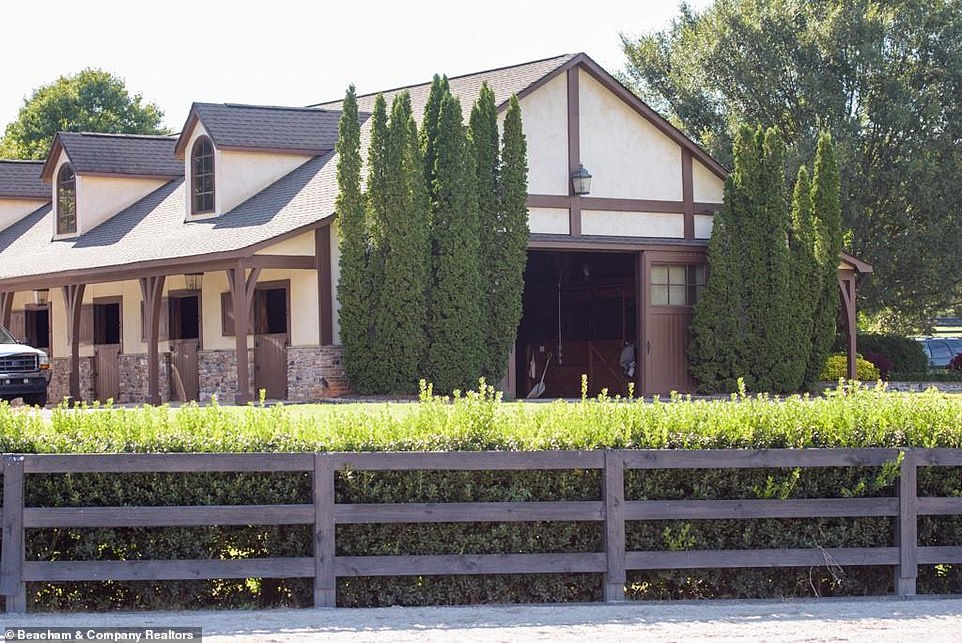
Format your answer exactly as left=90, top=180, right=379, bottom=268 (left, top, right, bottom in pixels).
left=167, top=292, right=201, bottom=401
left=640, top=253, right=704, bottom=396
left=252, top=283, right=289, bottom=400
left=93, top=298, right=122, bottom=402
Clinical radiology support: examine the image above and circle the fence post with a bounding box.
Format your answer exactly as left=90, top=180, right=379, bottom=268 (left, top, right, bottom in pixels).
left=1, top=455, right=26, bottom=613
left=603, top=450, right=626, bottom=602
left=313, top=453, right=337, bottom=608
left=896, top=449, right=918, bottom=597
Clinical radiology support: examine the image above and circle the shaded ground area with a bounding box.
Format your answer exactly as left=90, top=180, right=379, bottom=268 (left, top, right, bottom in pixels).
left=6, top=597, right=962, bottom=641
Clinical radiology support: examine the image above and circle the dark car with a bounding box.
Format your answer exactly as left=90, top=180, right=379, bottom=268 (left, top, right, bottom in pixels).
left=916, top=337, right=962, bottom=369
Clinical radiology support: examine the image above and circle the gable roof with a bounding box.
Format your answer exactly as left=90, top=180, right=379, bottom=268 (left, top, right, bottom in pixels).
left=0, top=152, right=337, bottom=286
left=40, top=132, right=182, bottom=183
left=173, top=103, right=343, bottom=158
left=314, top=52, right=727, bottom=179
left=314, top=53, right=577, bottom=119
left=0, top=160, right=48, bottom=199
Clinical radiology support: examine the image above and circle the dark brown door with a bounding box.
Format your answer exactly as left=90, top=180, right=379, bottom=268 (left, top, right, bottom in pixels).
left=254, top=334, right=287, bottom=399
left=170, top=339, right=200, bottom=401
left=644, top=310, right=692, bottom=395
left=93, top=300, right=122, bottom=402
left=94, top=344, right=121, bottom=401
left=252, top=285, right=289, bottom=400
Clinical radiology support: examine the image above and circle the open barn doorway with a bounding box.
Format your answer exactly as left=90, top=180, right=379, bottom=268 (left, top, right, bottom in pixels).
left=515, top=250, right=637, bottom=399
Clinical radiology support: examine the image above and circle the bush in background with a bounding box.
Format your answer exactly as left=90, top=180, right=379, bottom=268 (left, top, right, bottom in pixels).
left=819, top=353, right=880, bottom=381
left=854, top=334, right=929, bottom=375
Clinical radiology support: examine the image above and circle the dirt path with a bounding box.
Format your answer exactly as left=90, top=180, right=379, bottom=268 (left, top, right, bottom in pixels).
left=6, top=597, right=962, bottom=642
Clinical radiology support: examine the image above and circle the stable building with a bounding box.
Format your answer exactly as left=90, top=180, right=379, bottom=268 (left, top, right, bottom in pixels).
left=0, top=53, right=869, bottom=404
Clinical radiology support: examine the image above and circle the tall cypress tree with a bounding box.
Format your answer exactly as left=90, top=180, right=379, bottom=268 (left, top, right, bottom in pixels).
left=335, top=86, right=377, bottom=392
left=690, top=125, right=755, bottom=392
left=421, top=74, right=449, bottom=204
left=469, top=83, right=503, bottom=381
left=789, top=164, right=818, bottom=388
left=490, top=95, right=530, bottom=385
left=425, top=92, right=483, bottom=393
left=807, top=132, right=843, bottom=383
left=372, top=92, right=431, bottom=392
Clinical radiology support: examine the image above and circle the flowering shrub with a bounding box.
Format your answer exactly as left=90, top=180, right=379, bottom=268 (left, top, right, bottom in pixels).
left=862, top=351, right=894, bottom=379
left=819, top=353, right=881, bottom=381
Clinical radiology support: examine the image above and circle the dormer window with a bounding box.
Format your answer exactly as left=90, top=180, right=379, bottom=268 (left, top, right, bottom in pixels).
left=191, top=136, right=215, bottom=215
left=57, top=164, right=77, bottom=235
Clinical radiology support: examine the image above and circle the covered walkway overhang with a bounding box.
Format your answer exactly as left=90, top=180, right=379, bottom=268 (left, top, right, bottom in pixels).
left=838, top=252, right=873, bottom=380
left=0, top=224, right=333, bottom=406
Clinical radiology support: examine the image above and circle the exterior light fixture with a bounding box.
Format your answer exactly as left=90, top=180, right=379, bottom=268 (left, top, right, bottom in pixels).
left=34, top=288, right=49, bottom=305
left=184, top=273, right=204, bottom=291
left=571, top=164, right=592, bottom=196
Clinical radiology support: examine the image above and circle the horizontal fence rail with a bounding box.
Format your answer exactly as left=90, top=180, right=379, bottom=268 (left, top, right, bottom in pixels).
left=2, top=448, right=962, bottom=612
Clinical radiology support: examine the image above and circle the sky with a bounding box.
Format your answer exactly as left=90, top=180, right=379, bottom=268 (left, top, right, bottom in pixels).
left=1, top=0, right=710, bottom=135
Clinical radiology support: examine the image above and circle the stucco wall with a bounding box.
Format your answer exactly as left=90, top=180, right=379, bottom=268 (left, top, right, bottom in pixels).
left=581, top=210, right=684, bottom=238
left=256, top=230, right=315, bottom=256
left=692, top=159, right=725, bottom=203
left=517, top=73, right=568, bottom=196
left=0, top=198, right=47, bottom=232
left=330, top=220, right=341, bottom=345
left=694, top=214, right=715, bottom=240
left=79, top=175, right=168, bottom=234
left=578, top=70, right=683, bottom=201
left=528, top=207, right=569, bottom=235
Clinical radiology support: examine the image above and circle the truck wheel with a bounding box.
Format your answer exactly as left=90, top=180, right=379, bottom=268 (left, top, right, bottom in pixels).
left=23, top=392, right=47, bottom=407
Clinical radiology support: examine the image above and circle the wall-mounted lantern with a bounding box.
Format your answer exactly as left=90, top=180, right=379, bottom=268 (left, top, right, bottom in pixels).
left=34, top=288, right=49, bottom=305
left=571, top=164, right=592, bottom=196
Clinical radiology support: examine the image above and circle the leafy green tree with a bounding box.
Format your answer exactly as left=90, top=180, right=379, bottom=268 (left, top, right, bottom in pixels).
left=807, top=133, right=843, bottom=384
left=1, top=68, right=167, bottom=159
left=621, top=0, right=962, bottom=327
left=372, top=92, right=431, bottom=392
left=335, top=86, right=379, bottom=393
left=490, top=95, right=530, bottom=384
left=469, top=83, right=504, bottom=382
left=689, top=126, right=755, bottom=392
left=789, top=164, right=818, bottom=387
left=425, top=92, right=483, bottom=393
left=420, top=74, right=450, bottom=204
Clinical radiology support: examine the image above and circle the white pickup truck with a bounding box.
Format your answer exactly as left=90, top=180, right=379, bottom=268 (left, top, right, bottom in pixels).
left=0, top=323, right=51, bottom=406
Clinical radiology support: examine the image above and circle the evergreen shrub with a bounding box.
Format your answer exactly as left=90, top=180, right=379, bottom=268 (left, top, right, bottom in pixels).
left=3, top=384, right=962, bottom=610
left=819, top=354, right=880, bottom=381
left=855, top=334, right=929, bottom=375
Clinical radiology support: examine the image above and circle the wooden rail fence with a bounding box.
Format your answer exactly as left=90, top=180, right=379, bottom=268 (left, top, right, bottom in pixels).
left=2, top=448, right=962, bottom=613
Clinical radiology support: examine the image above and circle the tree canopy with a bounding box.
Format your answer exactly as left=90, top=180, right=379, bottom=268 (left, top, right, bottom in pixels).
left=1, top=68, right=168, bottom=159
left=621, top=0, right=962, bottom=329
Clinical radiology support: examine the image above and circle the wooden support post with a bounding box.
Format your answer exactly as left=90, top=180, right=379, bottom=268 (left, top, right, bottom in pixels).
left=62, top=284, right=86, bottom=403
left=139, top=275, right=166, bottom=406
left=0, top=291, right=13, bottom=329
left=314, top=454, right=336, bottom=608
left=315, top=226, right=333, bottom=346
left=567, top=67, right=582, bottom=237
left=226, top=263, right=261, bottom=405
left=896, top=449, right=918, bottom=597
left=603, top=450, right=626, bottom=601
left=1, top=456, right=26, bottom=613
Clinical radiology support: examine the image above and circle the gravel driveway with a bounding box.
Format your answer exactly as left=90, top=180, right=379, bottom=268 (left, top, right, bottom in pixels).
left=6, top=597, right=962, bottom=642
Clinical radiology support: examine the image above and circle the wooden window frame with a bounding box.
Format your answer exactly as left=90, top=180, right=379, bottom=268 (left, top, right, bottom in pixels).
left=221, top=280, right=290, bottom=337
left=56, top=164, right=77, bottom=235
left=92, top=296, right=123, bottom=348
left=190, top=136, right=215, bottom=215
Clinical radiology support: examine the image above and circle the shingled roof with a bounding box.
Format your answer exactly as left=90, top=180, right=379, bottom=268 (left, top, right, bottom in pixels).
left=0, top=151, right=337, bottom=284
left=0, top=160, right=48, bottom=199
left=313, top=53, right=577, bottom=117
left=39, top=133, right=182, bottom=183
left=174, top=103, right=343, bottom=158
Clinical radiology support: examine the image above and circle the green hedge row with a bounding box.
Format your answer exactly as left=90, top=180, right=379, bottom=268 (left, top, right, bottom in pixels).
left=2, top=382, right=962, bottom=610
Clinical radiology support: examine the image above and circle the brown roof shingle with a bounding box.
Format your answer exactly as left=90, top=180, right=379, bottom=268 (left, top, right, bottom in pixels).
left=176, top=103, right=343, bottom=157
left=41, top=132, right=182, bottom=182
left=0, top=160, right=48, bottom=199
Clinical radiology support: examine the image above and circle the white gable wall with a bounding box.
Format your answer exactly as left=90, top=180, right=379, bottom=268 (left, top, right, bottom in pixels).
left=516, top=73, right=569, bottom=196
left=182, top=122, right=313, bottom=219
left=579, top=70, right=683, bottom=202
left=693, top=159, right=725, bottom=203
left=0, top=198, right=46, bottom=232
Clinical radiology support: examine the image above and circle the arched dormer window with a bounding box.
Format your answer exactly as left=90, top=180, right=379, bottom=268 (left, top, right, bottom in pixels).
left=56, top=164, right=77, bottom=235
left=191, top=136, right=215, bottom=215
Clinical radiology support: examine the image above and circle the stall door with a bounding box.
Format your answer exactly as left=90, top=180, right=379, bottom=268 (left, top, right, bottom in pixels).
left=252, top=285, right=288, bottom=400
left=93, top=300, right=122, bottom=402
left=168, top=293, right=201, bottom=401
